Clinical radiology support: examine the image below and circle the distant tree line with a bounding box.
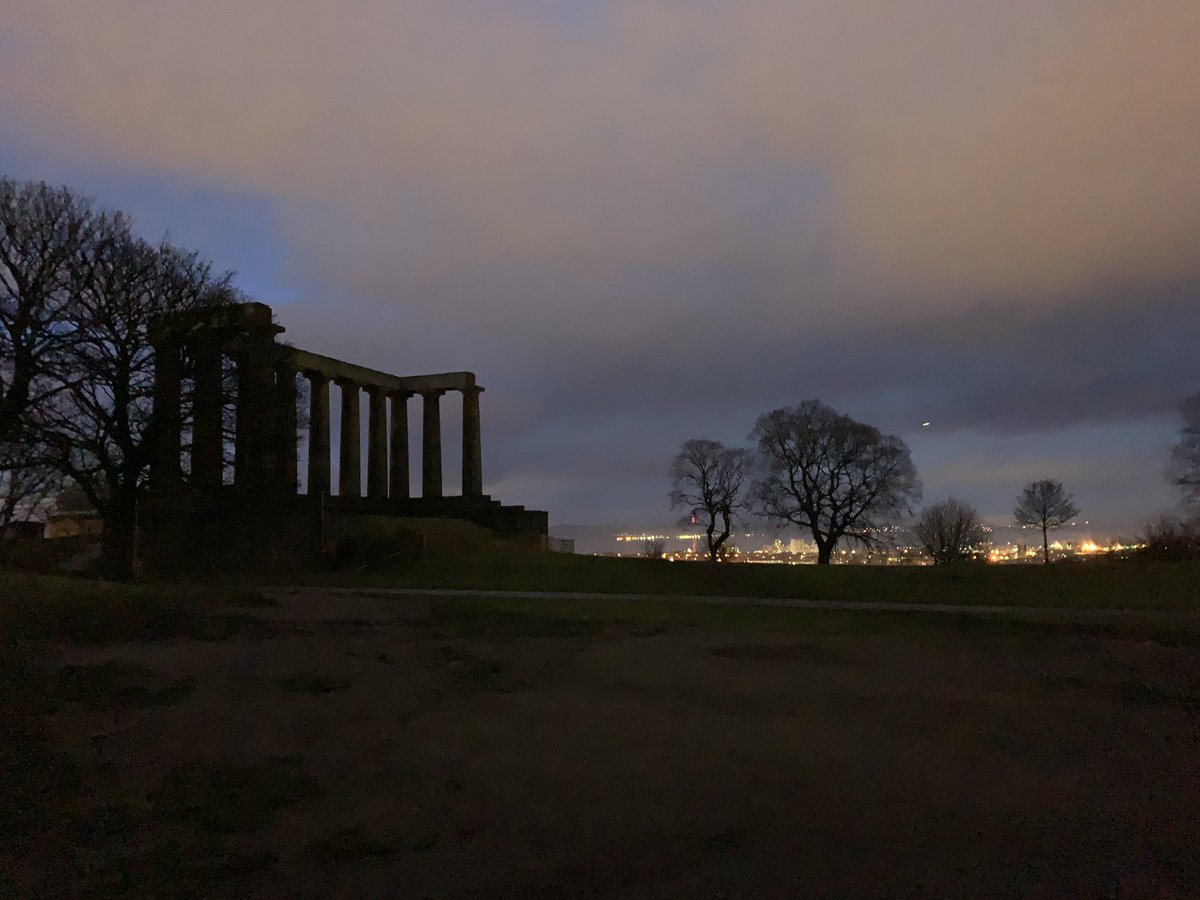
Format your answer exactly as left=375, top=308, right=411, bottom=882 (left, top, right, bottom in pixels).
left=669, top=401, right=1101, bottom=565
left=1, top=177, right=239, bottom=577
left=670, top=386, right=1200, bottom=565
left=670, top=400, right=922, bottom=564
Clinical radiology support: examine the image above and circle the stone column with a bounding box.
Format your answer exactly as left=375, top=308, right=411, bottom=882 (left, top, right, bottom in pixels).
left=191, top=341, right=224, bottom=487
left=367, top=386, right=388, bottom=499
left=338, top=380, right=361, bottom=498
left=421, top=389, right=445, bottom=498
left=151, top=338, right=182, bottom=493
left=462, top=386, right=484, bottom=497
left=233, top=305, right=284, bottom=489
left=389, top=392, right=411, bottom=500
left=234, top=354, right=267, bottom=487
left=306, top=372, right=330, bottom=497
left=276, top=366, right=298, bottom=493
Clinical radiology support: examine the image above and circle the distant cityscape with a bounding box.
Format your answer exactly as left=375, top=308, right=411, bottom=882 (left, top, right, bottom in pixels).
left=550, top=522, right=1148, bottom=564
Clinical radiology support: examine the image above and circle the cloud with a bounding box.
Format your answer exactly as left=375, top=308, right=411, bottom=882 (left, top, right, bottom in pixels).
left=6, top=2, right=1197, bottom=310
left=2, top=1, right=1196, bottom=524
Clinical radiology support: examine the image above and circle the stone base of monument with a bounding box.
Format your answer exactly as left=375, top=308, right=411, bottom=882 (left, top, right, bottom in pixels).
left=140, top=488, right=547, bottom=576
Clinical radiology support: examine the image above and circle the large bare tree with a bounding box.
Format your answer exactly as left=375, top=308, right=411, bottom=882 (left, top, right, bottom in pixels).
left=751, top=400, right=920, bottom=564
left=1, top=176, right=238, bottom=576
left=669, top=438, right=749, bottom=562
left=41, top=224, right=234, bottom=578
left=1014, top=479, right=1079, bottom=564
left=1170, top=393, right=1200, bottom=510
left=913, top=497, right=986, bottom=565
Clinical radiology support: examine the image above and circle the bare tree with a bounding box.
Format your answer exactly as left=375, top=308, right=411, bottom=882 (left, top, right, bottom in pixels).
left=642, top=538, right=665, bottom=559
left=751, top=401, right=920, bottom=564
left=1170, top=393, right=1200, bottom=510
left=1, top=177, right=240, bottom=576
left=669, top=438, right=749, bottom=562
left=0, top=178, right=101, bottom=445
left=1014, top=479, right=1079, bottom=564
left=913, top=497, right=985, bottom=564
left=0, top=443, right=61, bottom=537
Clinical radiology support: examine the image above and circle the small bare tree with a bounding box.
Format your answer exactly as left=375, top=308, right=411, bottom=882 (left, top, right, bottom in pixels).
left=1014, top=479, right=1079, bottom=564
left=669, top=438, right=749, bottom=562
left=1171, top=393, right=1200, bottom=510
left=913, top=497, right=985, bottom=564
left=642, top=538, right=665, bottom=559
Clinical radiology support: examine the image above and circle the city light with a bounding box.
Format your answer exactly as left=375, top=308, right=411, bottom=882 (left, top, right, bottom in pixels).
left=603, top=524, right=1146, bottom=565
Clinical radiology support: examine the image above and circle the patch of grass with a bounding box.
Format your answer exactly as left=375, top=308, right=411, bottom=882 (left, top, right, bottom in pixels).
left=1048, top=675, right=1199, bottom=709
left=0, top=573, right=275, bottom=645
left=433, top=646, right=510, bottom=685
left=415, top=593, right=1200, bottom=649
left=184, top=612, right=292, bottom=642
left=277, top=672, right=355, bottom=693
left=0, top=637, right=78, bottom=845
left=2, top=580, right=193, bottom=645
left=54, top=800, right=281, bottom=896
left=0, top=577, right=292, bottom=894
left=50, top=661, right=194, bottom=709
left=425, top=599, right=608, bottom=641
left=74, top=801, right=140, bottom=838
left=149, top=755, right=319, bottom=834
left=61, top=832, right=279, bottom=896
left=709, top=643, right=852, bottom=665
left=146, top=840, right=279, bottom=883
left=215, top=588, right=276, bottom=608
left=324, top=549, right=1200, bottom=611
left=306, top=824, right=398, bottom=862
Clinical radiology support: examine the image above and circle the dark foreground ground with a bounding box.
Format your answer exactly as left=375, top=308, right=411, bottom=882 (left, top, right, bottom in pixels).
left=3, top=576, right=1199, bottom=897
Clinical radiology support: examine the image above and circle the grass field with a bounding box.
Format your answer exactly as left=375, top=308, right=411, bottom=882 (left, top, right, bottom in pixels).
left=299, top=546, right=1200, bottom=611
left=3, top=571, right=1199, bottom=896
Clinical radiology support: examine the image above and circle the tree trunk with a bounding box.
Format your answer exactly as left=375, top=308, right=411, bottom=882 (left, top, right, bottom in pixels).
left=98, top=495, right=137, bottom=580
left=1042, top=525, right=1050, bottom=564
left=816, top=541, right=833, bottom=565
left=709, top=512, right=731, bottom=563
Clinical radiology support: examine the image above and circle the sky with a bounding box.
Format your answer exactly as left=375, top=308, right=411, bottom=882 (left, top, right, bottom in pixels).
left=2, top=1, right=1197, bottom=531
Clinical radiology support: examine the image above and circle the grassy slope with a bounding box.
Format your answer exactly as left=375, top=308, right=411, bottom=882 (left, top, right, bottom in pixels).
left=0, top=574, right=268, bottom=644
left=4, top=573, right=1199, bottom=895
left=3, top=570, right=1197, bottom=643
left=303, top=549, right=1200, bottom=610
